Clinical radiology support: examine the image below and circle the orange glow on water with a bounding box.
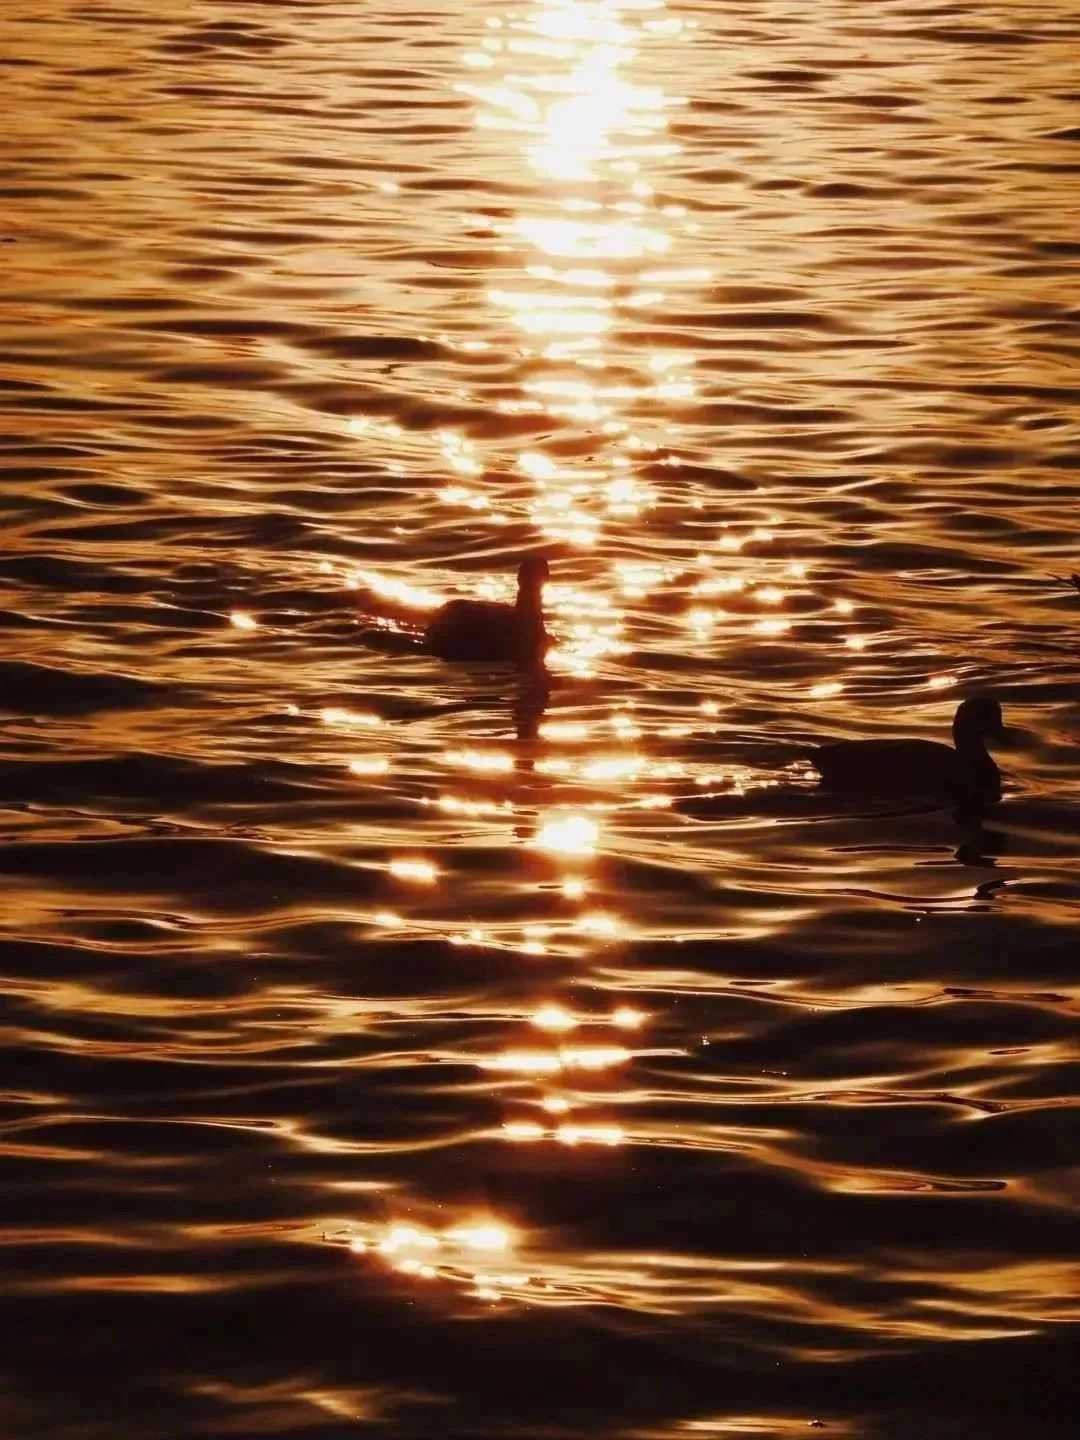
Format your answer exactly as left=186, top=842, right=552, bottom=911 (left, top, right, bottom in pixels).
left=503, top=1121, right=546, bottom=1141
left=445, top=748, right=515, bottom=774
left=322, top=707, right=383, bottom=728
left=531, top=1004, right=578, bottom=1032
left=534, top=814, right=600, bottom=857
left=612, top=1006, right=645, bottom=1030
left=445, top=1223, right=513, bottom=1253
left=352, top=571, right=445, bottom=612
left=349, top=756, right=391, bottom=776
left=6, top=0, right=1078, bottom=1414
left=556, top=1123, right=624, bottom=1147
left=575, top=912, right=622, bottom=939
left=388, top=858, right=439, bottom=885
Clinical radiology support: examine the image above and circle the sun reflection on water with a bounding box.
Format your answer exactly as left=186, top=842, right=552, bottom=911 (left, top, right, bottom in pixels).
left=533, top=813, right=600, bottom=856
left=458, top=0, right=703, bottom=581
left=335, top=0, right=854, bottom=1320
left=387, top=858, right=439, bottom=885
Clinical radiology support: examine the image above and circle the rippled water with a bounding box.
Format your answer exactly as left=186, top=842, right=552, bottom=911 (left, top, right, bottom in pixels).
left=2, top=1, right=1079, bottom=1435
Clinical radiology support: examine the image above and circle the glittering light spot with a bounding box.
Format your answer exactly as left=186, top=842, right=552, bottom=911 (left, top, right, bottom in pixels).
left=378, top=1225, right=439, bottom=1256
left=322, top=707, right=383, bottom=728
left=612, top=1006, right=645, bottom=1030
left=437, top=794, right=514, bottom=817
left=534, top=814, right=599, bottom=857
left=353, top=570, right=444, bottom=612
left=609, top=715, right=641, bottom=740
left=694, top=574, right=744, bottom=598
left=518, top=437, right=565, bottom=472
left=559, top=1045, right=630, bottom=1071
left=575, top=912, right=621, bottom=939
left=503, top=1121, right=545, bottom=1142
left=445, top=748, right=515, bottom=774
left=447, top=1224, right=512, bottom=1253
left=517, top=216, right=671, bottom=261
left=532, top=1004, right=578, bottom=1033
left=349, top=756, right=390, bottom=776
left=580, top=754, right=643, bottom=783
left=229, top=610, right=257, bottom=631
left=557, top=1123, right=624, bottom=1147
left=441, top=484, right=487, bottom=506
left=481, top=1050, right=563, bottom=1075
left=389, top=858, right=438, bottom=884
left=520, top=923, right=550, bottom=956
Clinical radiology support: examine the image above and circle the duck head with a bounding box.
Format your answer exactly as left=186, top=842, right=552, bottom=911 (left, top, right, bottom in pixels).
left=516, top=554, right=550, bottom=606
left=953, top=695, right=1004, bottom=750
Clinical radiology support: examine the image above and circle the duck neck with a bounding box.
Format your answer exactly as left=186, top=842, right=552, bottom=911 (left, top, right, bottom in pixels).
left=516, top=582, right=544, bottom=623
left=954, top=729, right=999, bottom=790
left=515, top=581, right=546, bottom=670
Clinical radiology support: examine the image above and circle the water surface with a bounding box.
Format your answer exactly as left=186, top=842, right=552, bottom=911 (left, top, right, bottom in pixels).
left=1, top=1, right=1079, bottom=1436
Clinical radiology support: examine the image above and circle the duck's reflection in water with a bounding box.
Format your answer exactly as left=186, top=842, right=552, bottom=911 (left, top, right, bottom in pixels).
left=513, top=664, right=552, bottom=750
left=954, top=815, right=1008, bottom=868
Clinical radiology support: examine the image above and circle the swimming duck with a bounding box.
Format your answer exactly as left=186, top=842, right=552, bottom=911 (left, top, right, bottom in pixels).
left=810, top=695, right=1005, bottom=803
left=424, top=555, right=550, bottom=667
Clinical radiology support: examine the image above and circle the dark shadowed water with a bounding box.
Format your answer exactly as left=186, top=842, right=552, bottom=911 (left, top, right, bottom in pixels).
left=1, top=1, right=1079, bottom=1436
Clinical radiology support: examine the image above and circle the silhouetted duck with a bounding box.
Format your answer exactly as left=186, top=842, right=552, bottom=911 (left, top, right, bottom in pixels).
left=811, top=696, right=1005, bottom=803
left=424, top=555, right=550, bottom=667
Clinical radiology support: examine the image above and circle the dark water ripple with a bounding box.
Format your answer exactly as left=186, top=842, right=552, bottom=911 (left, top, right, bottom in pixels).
left=1, top=1, right=1078, bottom=1436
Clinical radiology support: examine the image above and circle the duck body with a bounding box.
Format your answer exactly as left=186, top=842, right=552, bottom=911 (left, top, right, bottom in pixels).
left=813, top=737, right=996, bottom=798
left=810, top=697, right=1004, bottom=804
left=425, top=598, right=547, bottom=663
left=423, top=555, right=550, bottom=667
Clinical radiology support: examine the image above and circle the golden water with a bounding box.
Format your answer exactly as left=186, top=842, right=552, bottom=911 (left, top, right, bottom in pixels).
left=1, top=1, right=1078, bottom=1435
